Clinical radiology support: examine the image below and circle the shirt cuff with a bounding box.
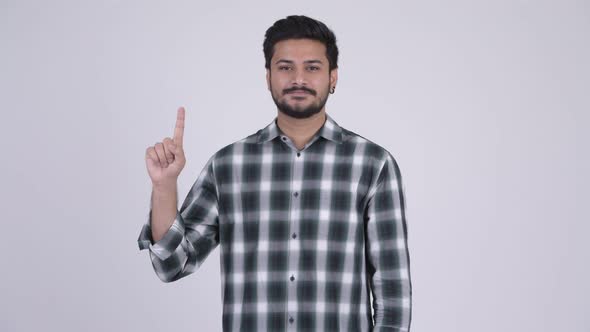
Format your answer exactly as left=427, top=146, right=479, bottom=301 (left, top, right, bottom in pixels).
left=137, top=210, right=185, bottom=261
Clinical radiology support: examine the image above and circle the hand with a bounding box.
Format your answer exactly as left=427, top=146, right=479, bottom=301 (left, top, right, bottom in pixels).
left=145, top=107, right=187, bottom=187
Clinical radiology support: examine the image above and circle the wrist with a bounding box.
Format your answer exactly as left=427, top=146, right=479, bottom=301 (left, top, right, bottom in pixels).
left=152, top=181, right=177, bottom=193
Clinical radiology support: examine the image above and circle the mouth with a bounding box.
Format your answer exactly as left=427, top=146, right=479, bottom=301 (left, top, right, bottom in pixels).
left=288, top=90, right=312, bottom=96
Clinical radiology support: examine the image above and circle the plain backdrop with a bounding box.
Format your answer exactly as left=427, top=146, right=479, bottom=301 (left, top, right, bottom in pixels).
left=0, top=0, right=588, bottom=331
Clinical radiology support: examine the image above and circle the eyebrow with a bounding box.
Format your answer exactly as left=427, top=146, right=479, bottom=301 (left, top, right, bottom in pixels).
left=275, top=59, right=324, bottom=65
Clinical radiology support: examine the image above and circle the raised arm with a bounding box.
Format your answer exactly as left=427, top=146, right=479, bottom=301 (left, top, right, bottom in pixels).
left=138, top=107, right=220, bottom=282
left=145, top=107, right=187, bottom=243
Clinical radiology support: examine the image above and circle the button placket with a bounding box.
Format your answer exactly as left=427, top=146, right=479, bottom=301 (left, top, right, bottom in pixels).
left=286, top=140, right=302, bottom=330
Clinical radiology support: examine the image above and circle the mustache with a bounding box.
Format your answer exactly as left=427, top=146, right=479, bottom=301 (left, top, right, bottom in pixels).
left=284, top=87, right=316, bottom=95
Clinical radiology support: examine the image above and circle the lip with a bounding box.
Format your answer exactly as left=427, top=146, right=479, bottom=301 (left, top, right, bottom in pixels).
left=288, top=91, right=311, bottom=96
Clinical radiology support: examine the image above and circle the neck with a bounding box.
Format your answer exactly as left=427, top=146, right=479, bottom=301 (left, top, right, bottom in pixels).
left=276, top=110, right=327, bottom=150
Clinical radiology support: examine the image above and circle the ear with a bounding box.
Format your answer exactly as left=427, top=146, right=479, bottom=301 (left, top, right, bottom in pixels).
left=330, top=68, right=338, bottom=88
left=266, top=69, right=271, bottom=91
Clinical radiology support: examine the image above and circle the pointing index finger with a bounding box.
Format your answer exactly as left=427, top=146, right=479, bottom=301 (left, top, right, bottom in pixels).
left=173, top=107, right=185, bottom=147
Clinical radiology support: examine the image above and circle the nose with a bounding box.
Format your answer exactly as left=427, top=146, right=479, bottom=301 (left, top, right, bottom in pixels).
left=291, top=67, right=307, bottom=86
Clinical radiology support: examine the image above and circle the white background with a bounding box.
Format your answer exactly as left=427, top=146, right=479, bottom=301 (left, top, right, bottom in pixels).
left=1, top=0, right=588, bottom=331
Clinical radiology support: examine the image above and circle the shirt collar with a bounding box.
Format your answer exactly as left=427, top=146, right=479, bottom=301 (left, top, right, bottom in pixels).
left=256, top=112, right=344, bottom=144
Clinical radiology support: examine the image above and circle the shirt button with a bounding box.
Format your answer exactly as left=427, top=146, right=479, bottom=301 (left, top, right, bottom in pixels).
left=293, top=192, right=298, bottom=197
left=290, top=275, right=295, bottom=281
left=289, top=316, right=294, bottom=324
left=282, top=136, right=287, bottom=141
left=291, top=233, right=297, bottom=239
left=296, top=152, right=300, bottom=157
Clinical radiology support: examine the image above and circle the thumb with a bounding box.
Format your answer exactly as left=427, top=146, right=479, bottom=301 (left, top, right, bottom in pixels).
left=170, top=143, right=184, bottom=158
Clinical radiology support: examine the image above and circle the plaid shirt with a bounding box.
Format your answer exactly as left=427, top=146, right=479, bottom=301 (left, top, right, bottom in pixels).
left=137, top=113, right=412, bottom=331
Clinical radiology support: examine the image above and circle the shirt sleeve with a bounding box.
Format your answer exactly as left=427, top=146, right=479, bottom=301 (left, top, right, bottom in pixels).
left=364, top=152, right=412, bottom=331
left=137, top=155, right=220, bottom=283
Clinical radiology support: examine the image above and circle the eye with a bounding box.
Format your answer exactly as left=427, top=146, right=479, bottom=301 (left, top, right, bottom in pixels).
left=278, top=66, right=291, bottom=71
left=308, top=66, right=320, bottom=71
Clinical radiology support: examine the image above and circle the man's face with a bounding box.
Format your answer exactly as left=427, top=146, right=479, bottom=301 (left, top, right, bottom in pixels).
left=266, top=38, right=338, bottom=119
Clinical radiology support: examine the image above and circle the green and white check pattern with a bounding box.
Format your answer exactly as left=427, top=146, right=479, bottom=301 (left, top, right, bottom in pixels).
left=137, top=113, right=412, bottom=331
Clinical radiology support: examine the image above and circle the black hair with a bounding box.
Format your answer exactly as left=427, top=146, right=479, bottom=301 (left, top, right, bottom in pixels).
left=263, top=15, right=339, bottom=71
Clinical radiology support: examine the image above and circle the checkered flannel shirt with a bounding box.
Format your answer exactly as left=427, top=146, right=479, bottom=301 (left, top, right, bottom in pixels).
left=137, top=113, right=412, bottom=331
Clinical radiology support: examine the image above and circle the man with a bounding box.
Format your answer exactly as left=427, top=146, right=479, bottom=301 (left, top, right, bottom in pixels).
left=138, top=15, right=412, bottom=331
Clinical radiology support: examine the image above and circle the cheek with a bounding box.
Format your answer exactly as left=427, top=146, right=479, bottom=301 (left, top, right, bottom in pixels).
left=272, top=81, right=291, bottom=95
left=310, top=77, right=329, bottom=88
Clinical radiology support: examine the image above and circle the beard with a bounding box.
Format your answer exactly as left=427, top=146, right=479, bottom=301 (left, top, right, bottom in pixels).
left=270, top=84, right=330, bottom=119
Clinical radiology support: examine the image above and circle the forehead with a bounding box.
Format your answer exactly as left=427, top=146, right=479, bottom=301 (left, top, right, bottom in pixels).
left=271, top=38, right=327, bottom=61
